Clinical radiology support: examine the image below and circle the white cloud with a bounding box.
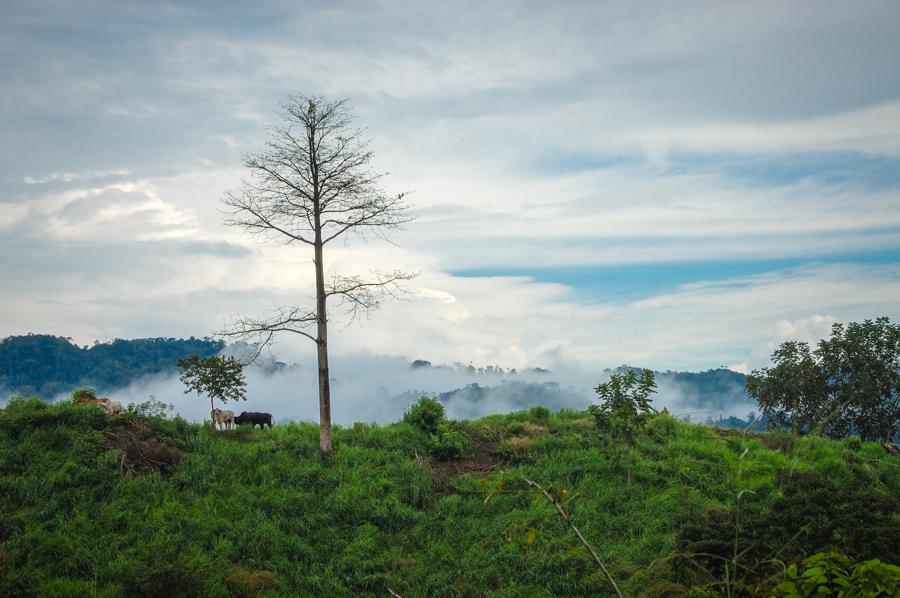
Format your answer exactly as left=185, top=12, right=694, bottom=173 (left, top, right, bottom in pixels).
left=0, top=204, right=28, bottom=232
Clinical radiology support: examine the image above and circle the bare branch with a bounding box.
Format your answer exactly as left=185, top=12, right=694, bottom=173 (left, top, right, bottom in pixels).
left=219, top=306, right=320, bottom=357
left=523, top=478, right=623, bottom=598
left=326, top=270, right=418, bottom=323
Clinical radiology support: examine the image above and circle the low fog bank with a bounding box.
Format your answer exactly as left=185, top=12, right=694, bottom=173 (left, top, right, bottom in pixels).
left=46, top=354, right=756, bottom=426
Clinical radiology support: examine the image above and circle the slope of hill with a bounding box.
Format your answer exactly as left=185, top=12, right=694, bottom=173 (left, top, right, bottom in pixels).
left=0, top=335, right=224, bottom=398
left=1, top=398, right=897, bottom=596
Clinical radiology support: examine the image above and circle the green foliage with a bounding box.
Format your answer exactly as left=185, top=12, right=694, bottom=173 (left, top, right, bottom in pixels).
left=403, top=396, right=446, bottom=435
left=771, top=552, right=900, bottom=597
left=677, top=471, right=900, bottom=591
left=747, top=341, right=828, bottom=435
left=125, top=397, right=175, bottom=419
left=0, top=334, right=224, bottom=397
left=1, top=400, right=897, bottom=596
left=403, top=397, right=465, bottom=460
left=177, top=354, right=246, bottom=406
left=589, top=368, right=657, bottom=441
left=748, top=317, right=900, bottom=441
left=818, top=317, right=900, bottom=441
left=528, top=405, right=551, bottom=425
left=429, top=422, right=465, bottom=461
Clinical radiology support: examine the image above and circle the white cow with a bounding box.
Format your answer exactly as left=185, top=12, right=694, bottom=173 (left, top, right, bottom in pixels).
left=212, top=408, right=235, bottom=430
left=98, top=399, right=123, bottom=415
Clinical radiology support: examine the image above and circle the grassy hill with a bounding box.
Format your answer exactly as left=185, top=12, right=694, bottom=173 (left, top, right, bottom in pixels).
left=1, top=398, right=898, bottom=597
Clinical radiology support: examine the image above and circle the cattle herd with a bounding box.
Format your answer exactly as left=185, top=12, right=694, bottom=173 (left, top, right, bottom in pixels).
left=212, top=408, right=274, bottom=430
left=73, top=395, right=272, bottom=429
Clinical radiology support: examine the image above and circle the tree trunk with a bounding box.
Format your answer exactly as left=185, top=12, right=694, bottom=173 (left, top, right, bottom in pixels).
left=812, top=395, right=855, bottom=436
left=311, top=112, right=332, bottom=455
left=210, top=397, right=216, bottom=431
left=315, top=236, right=332, bottom=455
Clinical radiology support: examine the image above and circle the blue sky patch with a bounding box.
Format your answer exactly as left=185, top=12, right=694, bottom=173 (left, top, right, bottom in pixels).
left=452, top=249, right=900, bottom=302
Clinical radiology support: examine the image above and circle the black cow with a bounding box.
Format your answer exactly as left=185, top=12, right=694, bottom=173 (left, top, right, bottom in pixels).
left=234, top=411, right=274, bottom=429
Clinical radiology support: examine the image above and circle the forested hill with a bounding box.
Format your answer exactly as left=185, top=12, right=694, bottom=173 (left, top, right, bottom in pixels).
left=0, top=334, right=224, bottom=398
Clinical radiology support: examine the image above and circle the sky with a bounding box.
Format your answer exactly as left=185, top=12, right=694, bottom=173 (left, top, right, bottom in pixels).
left=2, top=0, right=900, bottom=376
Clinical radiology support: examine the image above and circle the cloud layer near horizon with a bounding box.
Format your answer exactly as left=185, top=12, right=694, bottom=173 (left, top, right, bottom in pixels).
left=1, top=0, right=899, bottom=373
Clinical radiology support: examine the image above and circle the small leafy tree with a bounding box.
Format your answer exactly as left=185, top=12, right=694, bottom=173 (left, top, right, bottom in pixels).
left=177, top=355, right=246, bottom=430
left=589, top=368, right=657, bottom=437
left=403, top=396, right=446, bottom=435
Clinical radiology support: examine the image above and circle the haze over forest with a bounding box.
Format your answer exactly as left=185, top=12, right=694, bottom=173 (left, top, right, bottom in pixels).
left=0, top=335, right=755, bottom=426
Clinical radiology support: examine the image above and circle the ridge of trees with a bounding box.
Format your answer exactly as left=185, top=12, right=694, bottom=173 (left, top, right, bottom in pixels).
left=0, top=334, right=224, bottom=398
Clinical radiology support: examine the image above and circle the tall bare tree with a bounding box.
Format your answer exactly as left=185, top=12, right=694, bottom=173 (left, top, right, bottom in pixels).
left=222, top=94, right=413, bottom=454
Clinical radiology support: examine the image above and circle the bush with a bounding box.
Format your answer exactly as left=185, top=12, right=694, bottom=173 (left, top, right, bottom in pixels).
left=403, top=397, right=446, bottom=435
left=528, top=405, right=550, bottom=425
left=678, top=472, right=900, bottom=588
left=769, top=552, right=900, bottom=597
left=429, top=423, right=465, bottom=461
left=590, top=369, right=657, bottom=443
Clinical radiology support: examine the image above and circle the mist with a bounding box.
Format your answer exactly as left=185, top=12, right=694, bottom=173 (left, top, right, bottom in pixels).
left=66, top=353, right=757, bottom=426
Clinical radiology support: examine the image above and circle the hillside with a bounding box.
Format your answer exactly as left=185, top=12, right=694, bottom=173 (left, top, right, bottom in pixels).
left=2, top=398, right=897, bottom=596
left=0, top=335, right=224, bottom=398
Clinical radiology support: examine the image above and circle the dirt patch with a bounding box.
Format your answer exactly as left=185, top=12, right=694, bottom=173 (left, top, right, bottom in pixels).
left=225, top=566, right=276, bottom=596
left=426, top=434, right=507, bottom=496
left=521, top=422, right=548, bottom=436
left=572, top=418, right=595, bottom=430
left=503, top=435, right=532, bottom=450
left=103, top=417, right=181, bottom=474
left=713, top=427, right=765, bottom=440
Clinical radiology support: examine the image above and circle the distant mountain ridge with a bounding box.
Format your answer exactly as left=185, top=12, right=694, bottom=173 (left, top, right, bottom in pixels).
left=396, top=361, right=753, bottom=423
left=0, top=334, right=224, bottom=398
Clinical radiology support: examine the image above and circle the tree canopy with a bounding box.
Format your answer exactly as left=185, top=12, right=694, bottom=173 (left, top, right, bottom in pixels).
left=748, top=317, right=900, bottom=441
left=0, top=335, right=224, bottom=398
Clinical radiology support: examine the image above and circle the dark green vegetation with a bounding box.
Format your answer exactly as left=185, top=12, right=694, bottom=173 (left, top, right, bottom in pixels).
left=2, top=397, right=897, bottom=596
left=0, top=335, right=224, bottom=397
left=748, top=317, right=900, bottom=441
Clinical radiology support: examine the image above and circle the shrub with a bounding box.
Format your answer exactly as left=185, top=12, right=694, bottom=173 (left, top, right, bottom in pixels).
left=429, top=423, right=465, bottom=461
left=678, top=472, right=900, bottom=588
left=528, top=405, right=550, bottom=425
left=126, top=397, right=175, bottom=419
left=404, top=397, right=446, bottom=435
left=769, top=552, right=900, bottom=597
left=590, top=369, right=657, bottom=443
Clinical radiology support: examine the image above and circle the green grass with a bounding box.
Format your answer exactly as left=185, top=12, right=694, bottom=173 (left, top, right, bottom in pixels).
left=1, top=398, right=897, bottom=596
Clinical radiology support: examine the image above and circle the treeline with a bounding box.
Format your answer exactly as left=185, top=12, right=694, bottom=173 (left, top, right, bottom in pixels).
left=0, top=334, right=224, bottom=398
